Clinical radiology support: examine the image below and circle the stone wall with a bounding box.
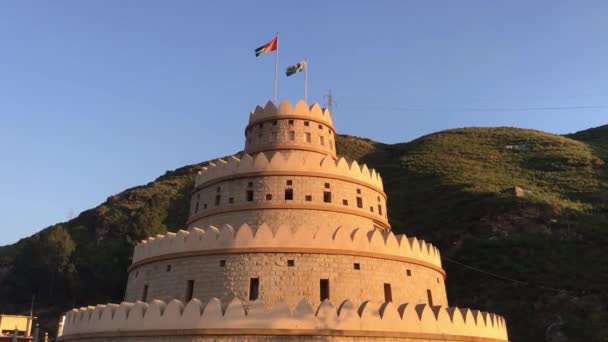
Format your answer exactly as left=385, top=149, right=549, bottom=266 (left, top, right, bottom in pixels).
left=189, top=209, right=383, bottom=233
left=188, top=174, right=388, bottom=230
left=124, top=252, right=447, bottom=308
left=245, top=116, right=337, bottom=157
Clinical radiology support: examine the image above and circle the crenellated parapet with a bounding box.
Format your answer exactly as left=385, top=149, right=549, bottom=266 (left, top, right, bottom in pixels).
left=60, top=297, right=508, bottom=341
left=131, top=224, right=441, bottom=270
left=194, top=152, right=384, bottom=191
left=248, top=100, right=334, bottom=128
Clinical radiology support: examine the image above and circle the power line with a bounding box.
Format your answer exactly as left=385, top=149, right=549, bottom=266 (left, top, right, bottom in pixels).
left=443, top=257, right=569, bottom=293
left=342, top=104, right=608, bottom=113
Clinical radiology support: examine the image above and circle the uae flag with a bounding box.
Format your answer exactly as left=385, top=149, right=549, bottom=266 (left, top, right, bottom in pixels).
left=255, top=37, right=278, bottom=57
left=286, top=60, right=306, bottom=76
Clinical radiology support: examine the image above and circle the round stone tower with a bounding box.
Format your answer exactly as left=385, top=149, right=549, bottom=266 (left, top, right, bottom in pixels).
left=58, top=100, right=509, bottom=342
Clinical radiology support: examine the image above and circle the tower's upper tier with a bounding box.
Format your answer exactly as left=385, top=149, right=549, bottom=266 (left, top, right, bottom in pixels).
left=245, top=100, right=337, bottom=158
left=188, top=100, right=389, bottom=232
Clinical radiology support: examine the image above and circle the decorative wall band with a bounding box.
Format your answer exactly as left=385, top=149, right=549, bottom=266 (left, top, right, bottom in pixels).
left=246, top=114, right=336, bottom=135
left=186, top=203, right=390, bottom=229
left=127, top=246, right=445, bottom=276
left=58, top=329, right=506, bottom=342
left=245, top=144, right=337, bottom=158
left=195, top=170, right=387, bottom=199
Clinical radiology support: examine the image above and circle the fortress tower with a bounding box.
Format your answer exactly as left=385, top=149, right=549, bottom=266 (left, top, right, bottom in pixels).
left=58, top=100, right=509, bottom=342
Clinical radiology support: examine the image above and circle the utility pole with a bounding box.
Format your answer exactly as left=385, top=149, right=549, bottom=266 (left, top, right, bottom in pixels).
left=29, top=294, right=35, bottom=335
left=323, top=90, right=335, bottom=114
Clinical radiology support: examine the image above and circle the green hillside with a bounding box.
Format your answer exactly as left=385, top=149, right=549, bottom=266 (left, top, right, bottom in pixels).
left=1, top=126, right=607, bottom=341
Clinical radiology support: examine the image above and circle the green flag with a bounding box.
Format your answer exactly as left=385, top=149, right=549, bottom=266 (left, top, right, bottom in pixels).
left=286, top=60, right=306, bottom=77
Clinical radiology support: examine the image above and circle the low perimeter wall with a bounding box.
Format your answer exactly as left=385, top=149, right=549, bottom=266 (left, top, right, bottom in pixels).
left=59, top=297, right=508, bottom=342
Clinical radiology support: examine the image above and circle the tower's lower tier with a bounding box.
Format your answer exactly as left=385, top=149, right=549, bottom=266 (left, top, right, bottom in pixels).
left=126, top=251, right=447, bottom=308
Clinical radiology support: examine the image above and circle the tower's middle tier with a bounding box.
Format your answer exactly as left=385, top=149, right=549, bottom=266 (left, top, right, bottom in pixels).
left=188, top=151, right=390, bottom=231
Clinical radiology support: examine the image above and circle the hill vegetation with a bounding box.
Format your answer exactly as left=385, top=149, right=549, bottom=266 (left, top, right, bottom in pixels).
left=1, top=125, right=607, bottom=342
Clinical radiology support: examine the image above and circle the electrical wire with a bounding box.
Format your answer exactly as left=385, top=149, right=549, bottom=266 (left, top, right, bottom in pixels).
left=443, top=257, right=569, bottom=293
left=342, top=104, right=608, bottom=113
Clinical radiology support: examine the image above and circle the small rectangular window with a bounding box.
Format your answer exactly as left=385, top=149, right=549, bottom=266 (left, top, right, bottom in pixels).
left=357, top=197, right=363, bottom=208
left=229, top=197, right=234, bottom=204
left=427, top=289, right=434, bottom=306
left=248, top=181, right=254, bottom=187
left=289, top=131, right=295, bottom=141
left=356, top=188, right=361, bottom=194
left=285, top=188, right=293, bottom=200
left=378, top=205, right=383, bottom=215
left=272, top=120, right=277, bottom=126
left=370, top=206, right=374, bottom=213
left=220, top=260, right=226, bottom=267
left=203, top=203, right=208, bottom=209
left=320, top=136, right=325, bottom=146
left=216, top=186, right=221, bottom=193
left=215, top=195, right=221, bottom=206
left=306, top=132, right=311, bottom=143
left=195, top=202, right=199, bottom=212
left=166, top=264, right=172, bottom=272
left=318, top=124, right=323, bottom=129
left=305, top=195, right=312, bottom=201
left=247, top=190, right=254, bottom=202
left=323, top=191, right=332, bottom=203
left=406, top=269, right=412, bottom=276
left=185, top=280, right=194, bottom=302
left=324, top=183, right=330, bottom=188
left=288, top=120, right=294, bottom=125
left=266, top=194, right=272, bottom=200
left=304, top=121, right=310, bottom=126
left=287, top=260, right=295, bottom=267
left=249, top=278, right=260, bottom=301
left=286, top=179, right=292, bottom=186
left=384, top=283, right=393, bottom=303
left=342, top=199, right=348, bottom=206
left=320, top=279, right=330, bottom=301
left=354, top=263, right=360, bottom=270
left=259, top=123, right=263, bottom=128
left=142, top=284, right=148, bottom=302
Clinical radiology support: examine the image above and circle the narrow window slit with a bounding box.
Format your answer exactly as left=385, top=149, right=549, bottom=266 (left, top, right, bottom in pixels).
left=249, top=278, right=260, bottom=300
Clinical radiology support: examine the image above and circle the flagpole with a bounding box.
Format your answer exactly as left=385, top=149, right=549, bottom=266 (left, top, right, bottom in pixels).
left=274, top=33, right=279, bottom=104
left=304, top=58, right=308, bottom=102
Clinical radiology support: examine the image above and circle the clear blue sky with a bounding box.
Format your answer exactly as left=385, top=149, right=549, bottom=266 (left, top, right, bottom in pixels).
left=1, top=1, right=606, bottom=245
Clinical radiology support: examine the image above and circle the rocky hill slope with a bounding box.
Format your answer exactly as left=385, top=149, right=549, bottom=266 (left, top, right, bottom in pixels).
left=1, top=125, right=607, bottom=342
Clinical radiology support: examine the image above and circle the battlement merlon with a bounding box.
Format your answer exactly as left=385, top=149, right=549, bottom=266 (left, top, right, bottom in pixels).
left=131, top=225, right=442, bottom=270
left=194, top=153, right=384, bottom=192
left=60, top=297, right=508, bottom=341
left=248, top=99, right=334, bottom=130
